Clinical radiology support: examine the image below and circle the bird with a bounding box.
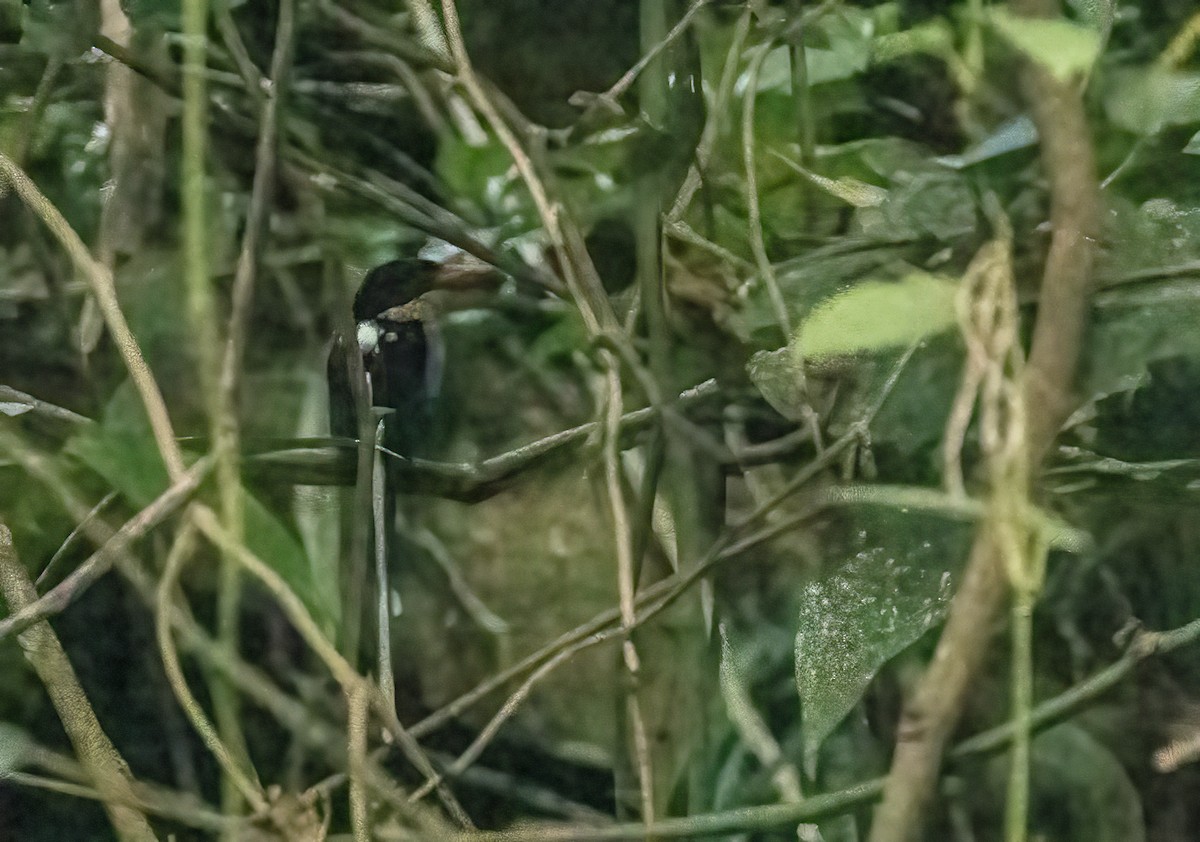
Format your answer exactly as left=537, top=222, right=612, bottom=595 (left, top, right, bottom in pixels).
left=327, top=259, right=442, bottom=461
left=327, top=256, right=500, bottom=460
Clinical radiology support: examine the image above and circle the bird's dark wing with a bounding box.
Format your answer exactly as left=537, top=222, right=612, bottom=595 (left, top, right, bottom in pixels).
left=373, top=317, right=434, bottom=458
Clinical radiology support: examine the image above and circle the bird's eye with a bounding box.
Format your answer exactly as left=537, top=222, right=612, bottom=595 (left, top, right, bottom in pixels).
left=357, top=320, right=383, bottom=354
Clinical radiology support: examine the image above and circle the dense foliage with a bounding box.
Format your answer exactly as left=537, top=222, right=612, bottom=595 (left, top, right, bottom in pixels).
left=3, top=0, right=1200, bottom=840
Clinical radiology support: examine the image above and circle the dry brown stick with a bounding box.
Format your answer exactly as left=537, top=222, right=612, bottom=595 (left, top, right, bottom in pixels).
left=866, top=5, right=1101, bottom=841
left=0, top=524, right=157, bottom=842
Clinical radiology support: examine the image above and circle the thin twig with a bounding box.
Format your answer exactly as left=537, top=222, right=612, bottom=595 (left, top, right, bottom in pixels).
left=574, top=0, right=711, bottom=119
left=373, top=419, right=395, bottom=709
left=348, top=681, right=371, bottom=842
left=603, top=367, right=655, bottom=821
left=0, top=455, right=212, bottom=642
left=0, top=154, right=186, bottom=481
left=155, top=520, right=268, bottom=813
left=742, top=41, right=791, bottom=340
left=0, top=525, right=158, bottom=842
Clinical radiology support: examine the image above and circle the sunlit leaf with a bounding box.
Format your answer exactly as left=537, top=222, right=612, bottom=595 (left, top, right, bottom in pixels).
left=0, top=402, right=33, bottom=417
left=791, top=271, right=959, bottom=362
left=1184, top=130, right=1200, bottom=155
left=987, top=9, right=1102, bottom=81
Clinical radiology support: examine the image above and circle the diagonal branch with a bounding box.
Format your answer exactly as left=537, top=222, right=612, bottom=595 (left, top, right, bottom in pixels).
left=866, top=4, right=1102, bottom=840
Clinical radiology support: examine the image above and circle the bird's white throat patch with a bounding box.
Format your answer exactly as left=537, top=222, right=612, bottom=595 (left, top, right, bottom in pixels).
left=356, top=320, right=383, bottom=354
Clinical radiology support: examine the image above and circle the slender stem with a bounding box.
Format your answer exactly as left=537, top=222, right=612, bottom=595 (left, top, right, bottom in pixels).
left=348, top=681, right=371, bottom=842
left=0, top=525, right=158, bottom=842
left=0, top=153, right=185, bottom=480
left=373, top=419, right=396, bottom=709
left=155, top=521, right=268, bottom=813
left=742, top=41, right=791, bottom=339
left=1004, top=596, right=1033, bottom=842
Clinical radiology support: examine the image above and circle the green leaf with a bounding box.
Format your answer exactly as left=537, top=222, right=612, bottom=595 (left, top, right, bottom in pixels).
left=937, top=115, right=1038, bottom=169
left=770, top=150, right=889, bottom=208
left=1103, top=67, right=1200, bottom=136
left=747, top=347, right=809, bottom=421
left=1183, top=129, right=1200, bottom=155
left=65, top=383, right=339, bottom=633
left=795, top=509, right=971, bottom=775
left=987, top=9, right=1102, bottom=82
left=68, top=426, right=171, bottom=510
left=855, top=170, right=977, bottom=241
left=873, top=19, right=955, bottom=63
left=791, top=270, right=959, bottom=362
left=757, top=8, right=875, bottom=90
left=826, top=334, right=964, bottom=453
left=1086, top=281, right=1200, bottom=399
left=989, top=724, right=1145, bottom=842
left=0, top=723, right=30, bottom=775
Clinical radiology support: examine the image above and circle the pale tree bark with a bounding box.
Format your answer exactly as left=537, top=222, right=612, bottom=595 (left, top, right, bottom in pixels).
left=867, top=1, right=1101, bottom=839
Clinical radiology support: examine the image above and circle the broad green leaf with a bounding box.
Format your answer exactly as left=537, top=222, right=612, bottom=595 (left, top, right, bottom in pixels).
left=68, top=427, right=171, bottom=510
left=1086, top=200, right=1200, bottom=399
left=855, top=170, right=977, bottom=240
left=1184, top=130, right=1200, bottom=155
left=1086, top=281, right=1200, bottom=399
left=65, top=384, right=339, bottom=633
left=747, top=347, right=809, bottom=421
left=795, top=509, right=970, bottom=775
left=987, top=9, right=1101, bottom=82
left=988, top=724, right=1144, bottom=842
left=1103, top=67, right=1200, bottom=136
left=756, top=8, right=876, bottom=90
left=791, top=271, right=959, bottom=362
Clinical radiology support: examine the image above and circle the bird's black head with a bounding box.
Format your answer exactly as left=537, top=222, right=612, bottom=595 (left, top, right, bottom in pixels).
left=352, top=259, right=442, bottom=322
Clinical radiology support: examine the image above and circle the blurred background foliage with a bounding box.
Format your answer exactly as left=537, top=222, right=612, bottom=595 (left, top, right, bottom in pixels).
left=2, top=0, right=1200, bottom=839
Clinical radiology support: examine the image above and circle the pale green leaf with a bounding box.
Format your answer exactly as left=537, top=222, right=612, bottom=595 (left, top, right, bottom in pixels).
left=1104, top=67, right=1200, bottom=136
left=937, top=115, right=1038, bottom=169
left=0, top=723, right=29, bottom=775
left=771, top=150, right=888, bottom=208
left=873, top=19, right=955, bottom=63
left=747, top=348, right=809, bottom=421
left=795, top=509, right=970, bottom=776
left=791, top=271, right=959, bottom=362
left=988, top=9, right=1101, bottom=81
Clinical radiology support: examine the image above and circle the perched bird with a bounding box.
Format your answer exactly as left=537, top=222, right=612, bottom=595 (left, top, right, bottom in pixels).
left=327, top=257, right=499, bottom=460
left=327, top=259, right=442, bottom=460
